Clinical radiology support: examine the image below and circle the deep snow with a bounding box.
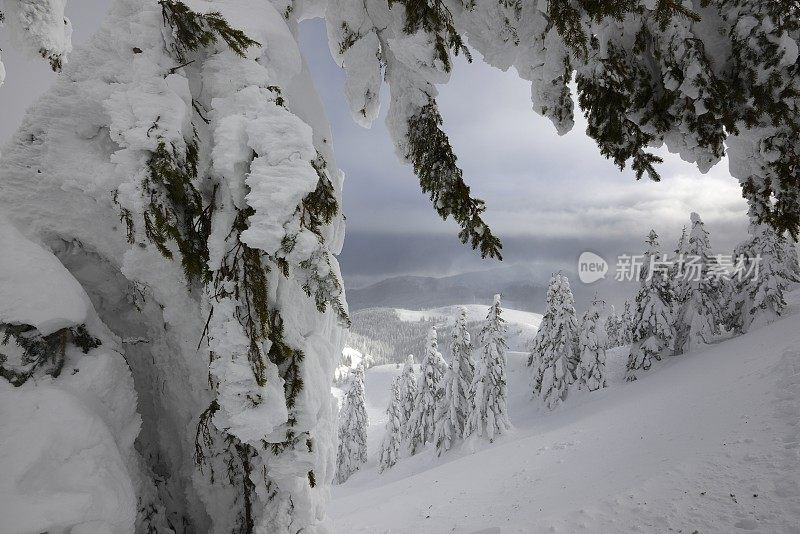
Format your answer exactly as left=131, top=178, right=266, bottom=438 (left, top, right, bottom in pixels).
left=331, top=296, right=800, bottom=533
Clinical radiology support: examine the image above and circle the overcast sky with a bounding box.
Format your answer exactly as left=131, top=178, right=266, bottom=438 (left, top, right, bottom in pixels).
left=0, top=3, right=749, bottom=294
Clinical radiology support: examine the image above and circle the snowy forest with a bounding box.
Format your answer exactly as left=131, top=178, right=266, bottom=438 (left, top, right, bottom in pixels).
left=1, top=1, right=799, bottom=533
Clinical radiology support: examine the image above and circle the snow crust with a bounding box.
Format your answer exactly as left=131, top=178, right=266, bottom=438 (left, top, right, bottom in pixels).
left=0, top=349, right=141, bottom=534
left=0, top=218, right=89, bottom=334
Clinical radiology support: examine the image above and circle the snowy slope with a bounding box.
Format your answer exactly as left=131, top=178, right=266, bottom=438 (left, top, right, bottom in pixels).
left=330, top=295, right=800, bottom=533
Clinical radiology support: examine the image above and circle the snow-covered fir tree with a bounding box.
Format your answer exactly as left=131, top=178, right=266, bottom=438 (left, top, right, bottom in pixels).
left=406, top=327, right=447, bottom=455
left=671, top=225, right=691, bottom=310
left=0, top=0, right=73, bottom=87
left=577, top=295, right=608, bottom=392
left=620, top=300, right=634, bottom=345
left=465, top=294, right=511, bottom=442
left=0, top=2, right=349, bottom=531
left=673, top=213, right=725, bottom=354
left=530, top=273, right=579, bottom=409
left=778, top=234, right=800, bottom=284
left=626, top=230, right=675, bottom=382
left=728, top=224, right=793, bottom=333
left=335, top=364, right=368, bottom=484
left=605, top=305, right=622, bottom=348
left=433, top=307, right=475, bottom=455
left=396, top=354, right=417, bottom=436
left=378, top=376, right=403, bottom=472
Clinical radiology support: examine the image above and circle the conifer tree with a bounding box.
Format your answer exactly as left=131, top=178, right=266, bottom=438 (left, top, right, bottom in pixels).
left=0, top=0, right=73, bottom=83
left=378, top=376, right=404, bottom=472
left=729, top=224, right=792, bottom=333
left=433, top=308, right=475, bottom=455
left=626, top=230, right=675, bottom=382
left=777, top=234, right=800, bottom=284
left=530, top=273, right=579, bottom=409
left=335, top=364, right=368, bottom=484
left=673, top=213, right=724, bottom=354
left=671, top=225, right=691, bottom=311
left=577, top=295, right=608, bottom=392
left=397, top=354, right=417, bottom=441
left=604, top=305, right=622, bottom=348
left=620, top=300, right=634, bottom=345
left=465, top=295, right=511, bottom=442
left=406, top=327, right=447, bottom=455
left=1, top=2, right=348, bottom=531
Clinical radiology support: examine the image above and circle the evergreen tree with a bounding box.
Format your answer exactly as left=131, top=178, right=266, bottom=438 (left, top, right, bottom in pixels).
left=605, top=305, right=622, bottom=348
left=406, top=327, right=447, bottom=455
left=335, top=364, right=368, bottom=484
left=620, top=300, right=634, bottom=345
left=728, top=224, right=792, bottom=333
left=626, top=230, right=675, bottom=382
left=378, top=376, right=403, bottom=472
left=577, top=295, right=608, bottom=392
left=1, top=2, right=348, bottom=531
left=0, top=0, right=73, bottom=83
left=433, top=308, right=475, bottom=455
left=397, top=354, right=417, bottom=441
left=671, top=225, right=690, bottom=311
left=777, top=233, right=800, bottom=284
left=673, top=213, right=724, bottom=354
left=465, top=295, right=511, bottom=442
left=530, top=273, right=579, bottom=409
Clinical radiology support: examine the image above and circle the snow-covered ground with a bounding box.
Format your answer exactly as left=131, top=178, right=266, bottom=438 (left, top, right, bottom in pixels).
left=330, top=294, right=800, bottom=533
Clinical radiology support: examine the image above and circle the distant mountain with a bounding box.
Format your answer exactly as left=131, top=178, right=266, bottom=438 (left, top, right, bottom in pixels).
left=345, top=265, right=548, bottom=312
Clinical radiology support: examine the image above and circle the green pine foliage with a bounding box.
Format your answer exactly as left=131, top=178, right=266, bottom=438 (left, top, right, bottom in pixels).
left=388, top=0, right=470, bottom=71
left=159, top=0, right=260, bottom=62
left=577, top=38, right=663, bottom=181
left=407, top=99, right=503, bottom=260
left=142, top=139, right=213, bottom=285
left=0, top=323, right=102, bottom=387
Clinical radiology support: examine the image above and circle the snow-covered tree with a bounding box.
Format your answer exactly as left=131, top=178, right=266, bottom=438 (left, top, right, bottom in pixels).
left=671, top=225, right=690, bottom=309
left=378, top=376, right=403, bottom=472
left=335, top=364, right=368, bottom=484
left=728, top=223, right=793, bottom=333
left=406, top=327, right=447, bottom=455
left=626, top=230, right=675, bottom=382
left=605, top=305, right=622, bottom=348
left=465, top=294, right=511, bottom=442
left=577, top=295, right=608, bottom=392
left=327, top=0, right=800, bottom=243
left=778, top=233, right=800, bottom=284
left=620, top=300, right=634, bottom=345
left=433, top=307, right=474, bottom=455
left=397, top=354, right=417, bottom=439
left=0, top=2, right=348, bottom=531
left=673, top=213, right=725, bottom=354
left=0, top=0, right=73, bottom=86
left=530, top=273, right=579, bottom=409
